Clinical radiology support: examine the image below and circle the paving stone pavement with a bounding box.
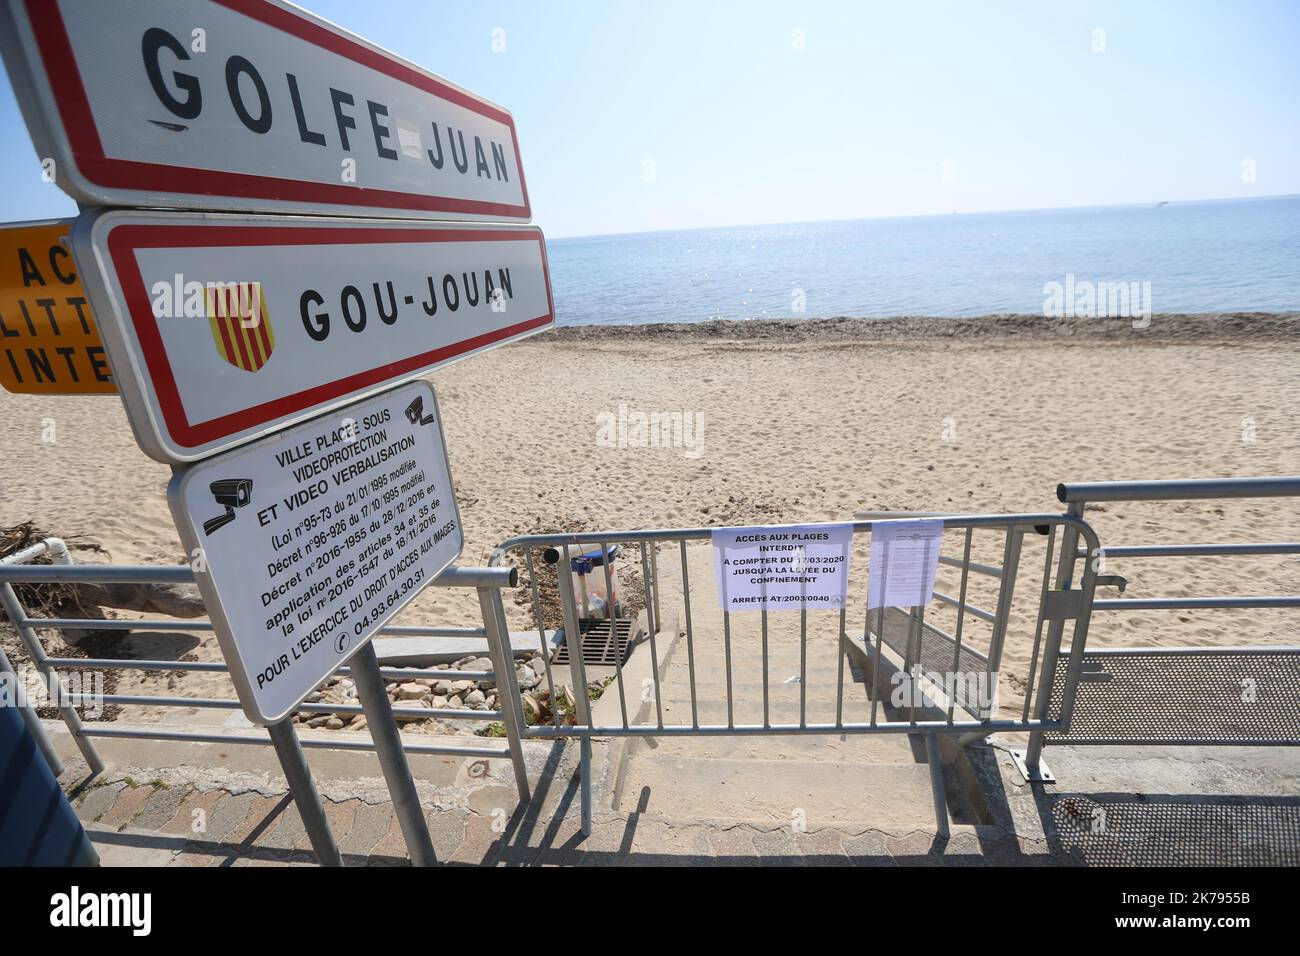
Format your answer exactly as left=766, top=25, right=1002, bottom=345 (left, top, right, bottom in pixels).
left=56, top=737, right=1299, bottom=866
left=66, top=766, right=1054, bottom=866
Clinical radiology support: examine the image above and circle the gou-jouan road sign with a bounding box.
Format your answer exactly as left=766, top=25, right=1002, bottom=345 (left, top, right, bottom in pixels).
left=0, top=0, right=531, bottom=221
left=169, top=379, right=464, bottom=725
left=72, top=209, right=554, bottom=463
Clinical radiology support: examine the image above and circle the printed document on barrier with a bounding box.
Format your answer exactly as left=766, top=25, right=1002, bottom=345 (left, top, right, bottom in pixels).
left=713, top=523, right=853, bottom=612
left=867, top=518, right=944, bottom=609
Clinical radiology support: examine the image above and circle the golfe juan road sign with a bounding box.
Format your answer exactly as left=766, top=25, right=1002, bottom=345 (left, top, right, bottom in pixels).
left=0, top=0, right=531, bottom=221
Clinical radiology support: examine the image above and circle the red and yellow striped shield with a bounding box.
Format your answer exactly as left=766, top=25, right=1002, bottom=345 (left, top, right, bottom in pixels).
left=207, top=282, right=274, bottom=372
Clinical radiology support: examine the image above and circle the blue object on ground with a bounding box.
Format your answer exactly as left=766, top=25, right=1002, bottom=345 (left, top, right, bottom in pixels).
left=0, top=701, right=97, bottom=866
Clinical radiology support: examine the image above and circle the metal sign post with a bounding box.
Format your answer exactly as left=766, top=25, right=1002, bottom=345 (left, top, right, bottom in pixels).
left=266, top=718, right=343, bottom=866
left=347, top=643, right=436, bottom=865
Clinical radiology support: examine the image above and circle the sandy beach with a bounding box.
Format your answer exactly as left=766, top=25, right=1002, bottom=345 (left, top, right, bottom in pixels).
left=3, top=312, right=1298, bottom=723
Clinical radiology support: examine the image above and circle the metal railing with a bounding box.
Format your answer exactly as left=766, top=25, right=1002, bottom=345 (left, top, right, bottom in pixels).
left=1060, top=476, right=1300, bottom=611
left=491, top=512, right=1102, bottom=835
left=10, top=475, right=1290, bottom=847
left=1037, top=476, right=1300, bottom=754
left=0, top=539, right=531, bottom=802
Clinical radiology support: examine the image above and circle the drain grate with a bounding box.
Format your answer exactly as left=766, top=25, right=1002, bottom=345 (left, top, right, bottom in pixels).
left=551, top=617, right=635, bottom=666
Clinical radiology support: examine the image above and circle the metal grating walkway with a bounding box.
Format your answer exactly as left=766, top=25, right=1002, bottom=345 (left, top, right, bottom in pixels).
left=880, top=606, right=992, bottom=717
left=1046, top=647, right=1300, bottom=745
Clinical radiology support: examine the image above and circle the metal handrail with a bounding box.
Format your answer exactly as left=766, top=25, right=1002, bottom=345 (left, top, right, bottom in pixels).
left=0, top=562, right=517, bottom=589
left=1054, top=475, right=1299, bottom=613
left=1094, top=596, right=1300, bottom=611
left=1076, top=543, right=1300, bottom=558
left=45, top=657, right=493, bottom=682
left=1014, top=475, right=1300, bottom=779
left=0, top=546, right=528, bottom=796
left=78, top=726, right=511, bottom=759
left=18, top=617, right=487, bottom=640
left=65, top=692, right=503, bottom=722
left=1058, top=475, right=1300, bottom=502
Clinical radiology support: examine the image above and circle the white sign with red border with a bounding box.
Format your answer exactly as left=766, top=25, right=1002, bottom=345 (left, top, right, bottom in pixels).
left=0, top=0, right=531, bottom=221
left=72, top=209, right=554, bottom=463
left=169, top=379, right=463, bottom=725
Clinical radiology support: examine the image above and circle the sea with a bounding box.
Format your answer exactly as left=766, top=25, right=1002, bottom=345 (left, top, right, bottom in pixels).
left=544, top=195, right=1299, bottom=326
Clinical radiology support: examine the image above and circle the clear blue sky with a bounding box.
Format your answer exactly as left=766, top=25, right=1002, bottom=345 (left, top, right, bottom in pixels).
left=1, top=0, right=1296, bottom=237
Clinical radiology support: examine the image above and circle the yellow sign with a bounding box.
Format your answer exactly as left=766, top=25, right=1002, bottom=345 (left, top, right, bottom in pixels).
left=0, top=220, right=115, bottom=394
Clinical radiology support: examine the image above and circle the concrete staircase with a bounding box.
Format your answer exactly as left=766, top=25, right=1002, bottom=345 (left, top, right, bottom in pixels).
left=597, top=543, right=974, bottom=832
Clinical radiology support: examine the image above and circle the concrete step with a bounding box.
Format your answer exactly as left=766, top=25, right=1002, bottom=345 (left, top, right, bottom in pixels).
left=625, top=728, right=923, bottom=763
left=650, top=676, right=868, bottom=698
left=614, top=754, right=942, bottom=828
left=646, top=696, right=886, bottom=727
left=657, top=660, right=856, bottom=685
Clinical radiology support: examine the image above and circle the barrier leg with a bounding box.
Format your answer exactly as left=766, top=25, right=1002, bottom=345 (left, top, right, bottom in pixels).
left=1010, top=507, right=1081, bottom=784
left=349, top=642, right=437, bottom=865
left=640, top=548, right=657, bottom=637
left=557, top=547, right=594, bottom=836
left=649, top=545, right=661, bottom=633
left=478, top=586, right=531, bottom=803
left=925, top=733, right=950, bottom=839
left=579, top=735, right=592, bottom=837
left=266, top=719, right=342, bottom=867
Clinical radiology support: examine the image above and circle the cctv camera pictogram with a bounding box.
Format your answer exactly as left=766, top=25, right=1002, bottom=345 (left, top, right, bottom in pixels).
left=405, top=396, right=435, bottom=426
left=203, top=478, right=253, bottom=535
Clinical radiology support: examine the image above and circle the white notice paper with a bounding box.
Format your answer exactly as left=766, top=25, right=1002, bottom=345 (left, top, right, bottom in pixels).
left=713, top=523, right=853, bottom=612
left=867, top=518, right=945, bottom=609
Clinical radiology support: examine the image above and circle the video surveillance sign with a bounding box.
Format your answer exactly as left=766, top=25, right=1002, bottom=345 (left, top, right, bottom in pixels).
left=169, top=380, right=463, bottom=725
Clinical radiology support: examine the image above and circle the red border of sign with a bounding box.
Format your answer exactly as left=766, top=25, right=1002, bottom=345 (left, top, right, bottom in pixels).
left=106, top=223, right=554, bottom=449
left=26, top=0, right=532, bottom=220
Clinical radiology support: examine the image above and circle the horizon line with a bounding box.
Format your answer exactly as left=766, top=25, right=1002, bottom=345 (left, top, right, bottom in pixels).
left=546, top=192, right=1300, bottom=242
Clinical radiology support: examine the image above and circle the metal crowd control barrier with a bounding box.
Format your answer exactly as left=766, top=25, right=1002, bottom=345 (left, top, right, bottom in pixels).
left=0, top=539, right=530, bottom=863
left=491, top=513, right=1103, bottom=837
left=1038, top=476, right=1300, bottom=756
